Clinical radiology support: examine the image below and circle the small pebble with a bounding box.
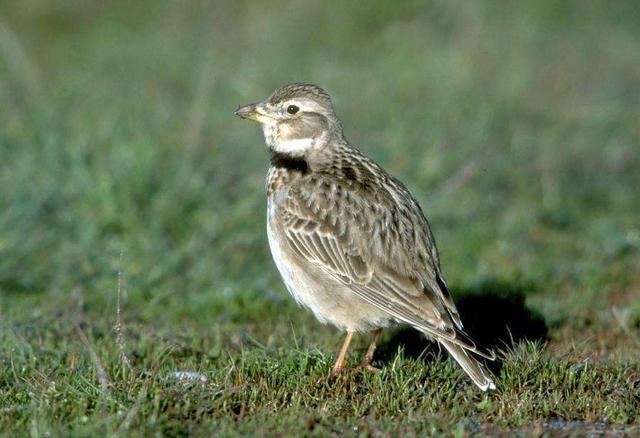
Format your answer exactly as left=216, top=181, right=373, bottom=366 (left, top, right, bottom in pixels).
left=166, top=371, right=208, bottom=382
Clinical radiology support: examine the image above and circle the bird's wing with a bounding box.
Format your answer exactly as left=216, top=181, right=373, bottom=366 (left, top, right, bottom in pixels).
left=278, top=176, right=493, bottom=359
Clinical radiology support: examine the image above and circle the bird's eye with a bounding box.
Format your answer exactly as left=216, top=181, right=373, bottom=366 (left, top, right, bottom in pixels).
left=287, top=105, right=299, bottom=114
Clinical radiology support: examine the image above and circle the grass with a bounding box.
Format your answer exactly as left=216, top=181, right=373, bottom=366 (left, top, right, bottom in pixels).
left=1, top=0, right=639, bottom=435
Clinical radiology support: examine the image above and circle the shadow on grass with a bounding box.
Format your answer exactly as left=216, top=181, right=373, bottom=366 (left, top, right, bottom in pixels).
left=375, top=280, right=549, bottom=371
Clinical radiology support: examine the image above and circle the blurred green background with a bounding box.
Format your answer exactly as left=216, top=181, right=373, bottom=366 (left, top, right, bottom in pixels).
left=1, top=0, right=639, bottom=434
left=2, top=0, right=638, bottom=325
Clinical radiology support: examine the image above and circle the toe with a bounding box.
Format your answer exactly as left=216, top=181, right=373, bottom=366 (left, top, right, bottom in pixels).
left=358, top=364, right=380, bottom=373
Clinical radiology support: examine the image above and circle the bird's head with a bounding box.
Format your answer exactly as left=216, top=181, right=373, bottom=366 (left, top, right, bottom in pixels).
left=235, top=83, right=342, bottom=158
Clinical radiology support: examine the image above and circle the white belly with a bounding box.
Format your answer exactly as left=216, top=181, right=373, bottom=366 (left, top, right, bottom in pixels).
left=266, top=203, right=319, bottom=312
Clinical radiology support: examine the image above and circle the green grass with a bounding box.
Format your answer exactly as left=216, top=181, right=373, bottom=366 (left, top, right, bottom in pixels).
left=1, top=0, right=639, bottom=435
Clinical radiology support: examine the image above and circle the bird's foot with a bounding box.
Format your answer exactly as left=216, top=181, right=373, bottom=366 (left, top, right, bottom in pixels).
left=358, top=363, right=380, bottom=373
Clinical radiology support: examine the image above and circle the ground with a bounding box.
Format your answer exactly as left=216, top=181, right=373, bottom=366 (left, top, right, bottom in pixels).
left=1, top=0, right=639, bottom=436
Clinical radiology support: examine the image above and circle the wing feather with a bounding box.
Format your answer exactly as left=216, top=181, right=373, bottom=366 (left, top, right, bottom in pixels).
left=277, top=181, right=494, bottom=360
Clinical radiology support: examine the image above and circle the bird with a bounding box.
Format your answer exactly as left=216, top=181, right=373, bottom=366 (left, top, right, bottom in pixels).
left=235, top=83, right=496, bottom=390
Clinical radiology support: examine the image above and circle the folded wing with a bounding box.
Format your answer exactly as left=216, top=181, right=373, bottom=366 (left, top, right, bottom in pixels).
left=279, top=177, right=494, bottom=360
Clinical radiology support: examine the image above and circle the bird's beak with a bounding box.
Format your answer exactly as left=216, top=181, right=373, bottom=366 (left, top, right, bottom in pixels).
left=234, top=102, right=270, bottom=123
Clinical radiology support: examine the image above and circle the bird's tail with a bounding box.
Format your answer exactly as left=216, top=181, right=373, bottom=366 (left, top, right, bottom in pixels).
left=439, top=339, right=496, bottom=391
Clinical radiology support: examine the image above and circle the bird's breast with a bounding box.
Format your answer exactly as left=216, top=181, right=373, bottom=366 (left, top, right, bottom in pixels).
left=265, top=196, right=393, bottom=332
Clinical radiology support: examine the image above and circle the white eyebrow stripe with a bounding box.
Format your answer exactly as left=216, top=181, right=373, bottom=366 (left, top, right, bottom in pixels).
left=282, top=99, right=325, bottom=113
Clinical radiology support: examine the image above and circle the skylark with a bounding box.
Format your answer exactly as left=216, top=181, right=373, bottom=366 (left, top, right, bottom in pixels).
left=235, top=83, right=496, bottom=390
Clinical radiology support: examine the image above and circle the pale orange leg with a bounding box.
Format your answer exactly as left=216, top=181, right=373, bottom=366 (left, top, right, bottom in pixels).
left=359, top=329, right=382, bottom=372
left=332, top=331, right=354, bottom=376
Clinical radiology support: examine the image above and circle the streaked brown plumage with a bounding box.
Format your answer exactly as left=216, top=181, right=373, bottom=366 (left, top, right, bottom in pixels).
left=235, top=83, right=496, bottom=390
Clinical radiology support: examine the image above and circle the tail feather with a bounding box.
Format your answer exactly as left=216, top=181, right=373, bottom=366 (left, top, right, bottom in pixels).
left=449, top=328, right=496, bottom=361
left=440, top=339, right=496, bottom=391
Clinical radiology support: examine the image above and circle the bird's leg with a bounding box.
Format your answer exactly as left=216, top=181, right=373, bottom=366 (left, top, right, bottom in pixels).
left=359, top=328, right=382, bottom=372
left=332, top=331, right=354, bottom=376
